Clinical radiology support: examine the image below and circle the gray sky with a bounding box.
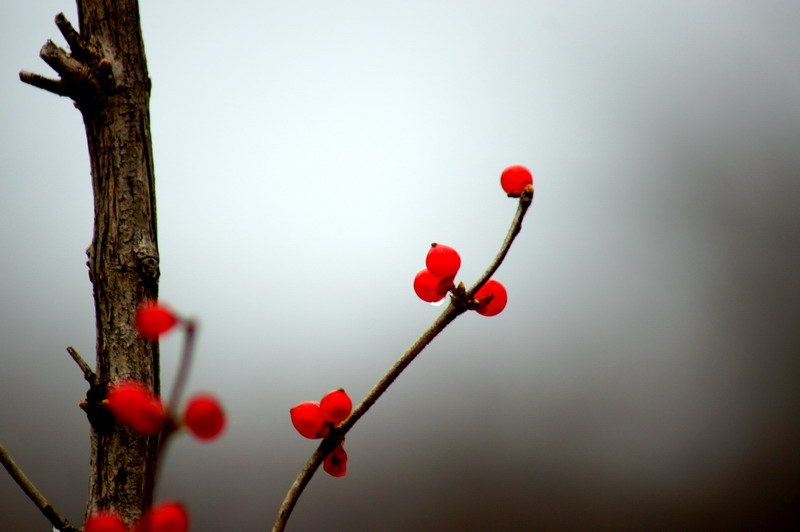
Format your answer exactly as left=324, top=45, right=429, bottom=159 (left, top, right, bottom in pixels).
left=2, top=1, right=799, bottom=530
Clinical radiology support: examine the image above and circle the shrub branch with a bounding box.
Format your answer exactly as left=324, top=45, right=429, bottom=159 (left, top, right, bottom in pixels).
left=272, top=190, right=534, bottom=532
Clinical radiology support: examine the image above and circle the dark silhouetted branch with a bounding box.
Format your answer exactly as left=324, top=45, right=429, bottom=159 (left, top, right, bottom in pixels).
left=0, top=442, right=79, bottom=532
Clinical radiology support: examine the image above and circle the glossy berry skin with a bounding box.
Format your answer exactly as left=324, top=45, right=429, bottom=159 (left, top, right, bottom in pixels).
left=106, top=381, right=165, bottom=435
left=500, top=165, right=533, bottom=197
left=425, top=243, right=461, bottom=278
left=323, top=444, right=348, bottom=477
left=135, top=301, right=179, bottom=341
left=84, top=511, right=127, bottom=532
left=184, top=394, right=226, bottom=441
left=474, top=279, right=508, bottom=317
left=133, top=501, right=189, bottom=532
left=413, top=269, right=454, bottom=303
left=290, top=401, right=330, bottom=439
left=319, top=389, right=352, bottom=425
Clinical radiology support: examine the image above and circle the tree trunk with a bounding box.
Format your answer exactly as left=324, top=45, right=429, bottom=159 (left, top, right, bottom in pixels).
left=81, top=0, right=160, bottom=522
left=21, top=0, right=160, bottom=525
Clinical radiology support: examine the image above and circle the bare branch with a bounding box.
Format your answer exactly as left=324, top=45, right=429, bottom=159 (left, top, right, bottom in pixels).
left=18, top=71, right=71, bottom=97
left=40, top=40, right=89, bottom=81
left=54, top=13, right=88, bottom=60
left=0, top=442, right=79, bottom=532
left=272, top=190, right=535, bottom=532
left=467, top=189, right=533, bottom=297
left=67, top=346, right=97, bottom=385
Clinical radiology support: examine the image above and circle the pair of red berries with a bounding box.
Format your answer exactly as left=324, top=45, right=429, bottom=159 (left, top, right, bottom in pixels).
left=290, top=389, right=352, bottom=477
left=413, top=244, right=508, bottom=316
left=105, top=381, right=225, bottom=441
left=84, top=501, right=188, bottom=532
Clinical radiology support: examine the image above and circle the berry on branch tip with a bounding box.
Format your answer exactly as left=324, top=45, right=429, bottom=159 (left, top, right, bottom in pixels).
left=290, top=401, right=330, bottom=439
left=84, top=511, right=127, bottom=532
left=135, top=301, right=179, bottom=341
left=500, top=165, right=533, bottom=197
left=319, top=389, right=352, bottom=425
left=425, top=243, right=461, bottom=278
left=323, top=444, right=348, bottom=477
left=474, top=279, right=508, bottom=317
left=184, top=394, right=226, bottom=441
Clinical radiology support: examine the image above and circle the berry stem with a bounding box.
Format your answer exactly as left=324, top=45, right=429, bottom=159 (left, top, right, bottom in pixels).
left=166, top=319, right=198, bottom=413
left=271, top=192, right=533, bottom=532
left=466, top=192, right=532, bottom=299
left=151, top=318, right=198, bottom=504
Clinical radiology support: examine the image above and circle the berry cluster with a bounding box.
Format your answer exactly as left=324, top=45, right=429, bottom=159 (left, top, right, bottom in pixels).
left=84, top=501, right=188, bottom=532
left=411, top=165, right=531, bottom=315
left=85, top=301, right=226, bottom=530
left=105, top=381, right=225, bottom=441
left=413, top=244, right=508, bottom=316
left=290, top=389, right=352, bottom=477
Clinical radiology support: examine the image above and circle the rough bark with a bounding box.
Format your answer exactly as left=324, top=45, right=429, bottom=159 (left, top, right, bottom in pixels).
left=21, top=0, right=160, bottom=525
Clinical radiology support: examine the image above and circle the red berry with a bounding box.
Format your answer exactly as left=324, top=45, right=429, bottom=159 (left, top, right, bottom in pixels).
left=135, top=301, right=179, bottom=340
left=500, top=165, right=533, bottom=197
left=84, top=511, right=127, bottom=532
left=413, top=269, right=454, bottom=303
left=106, top=381, right=166, bottom=435
left=474, top=279, right=508, bottom=317
left=290, top=401, right=330, bottom=439
left=133, top=501, right=189, bottom=532
left=319, top=389, right=352, bottom=425
left=425, top=243, right=461, bottom=278
left=323, top=444, right=348, bottom=477
left=184, top=394, right=226, bottom=441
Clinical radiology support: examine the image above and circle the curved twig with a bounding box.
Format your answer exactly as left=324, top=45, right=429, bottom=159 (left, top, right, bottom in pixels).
left=272, top=191, right=534, bottom=532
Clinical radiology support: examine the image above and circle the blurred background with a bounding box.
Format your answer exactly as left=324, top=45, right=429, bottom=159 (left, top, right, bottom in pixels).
left=2, top=1, right=799, bottom=530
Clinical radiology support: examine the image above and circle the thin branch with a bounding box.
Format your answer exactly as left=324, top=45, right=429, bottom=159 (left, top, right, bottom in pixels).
left=66, top=346, right=97, bottom=385
left=18, top=71, right=70, bottom=97
left=0, top=442, right=79, bottom=532
left=272, top=191, right=534, bottom=532
left=467, top=190, right=533, bottom=297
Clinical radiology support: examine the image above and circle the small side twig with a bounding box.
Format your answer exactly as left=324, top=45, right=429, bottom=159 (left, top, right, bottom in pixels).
left=18, top=71, right=70, bottom=97
left=54, top=12, right=88, bottom=61
left=0, top=442, right=79, bottom=532
left=66, top=346, right=97, bottom=385
left=272, top=192, right=534, bottom=532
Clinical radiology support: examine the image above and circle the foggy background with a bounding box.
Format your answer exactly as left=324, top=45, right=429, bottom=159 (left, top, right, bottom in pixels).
left=2, top=1, right=799, bottom=530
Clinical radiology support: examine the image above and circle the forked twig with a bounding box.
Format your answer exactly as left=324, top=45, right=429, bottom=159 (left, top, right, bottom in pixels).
left=272, top=190, right=533, bottom=532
